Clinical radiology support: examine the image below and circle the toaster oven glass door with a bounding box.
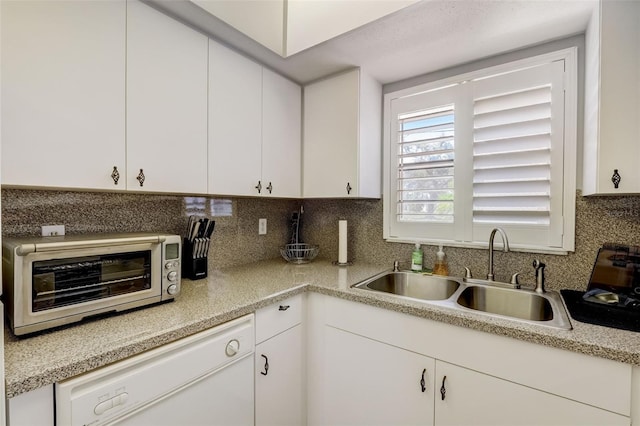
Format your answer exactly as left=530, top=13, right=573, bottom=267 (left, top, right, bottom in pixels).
left=31, top=250, right=152, bottom=312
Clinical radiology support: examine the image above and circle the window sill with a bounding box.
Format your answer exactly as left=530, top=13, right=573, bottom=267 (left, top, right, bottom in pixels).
left=384, top=237, right=570, bottom=256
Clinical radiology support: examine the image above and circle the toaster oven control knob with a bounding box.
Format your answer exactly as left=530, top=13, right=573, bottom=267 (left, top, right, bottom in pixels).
left=167, top=271, right=178, bottom=282
left=167, top=284, right=178, bottom=296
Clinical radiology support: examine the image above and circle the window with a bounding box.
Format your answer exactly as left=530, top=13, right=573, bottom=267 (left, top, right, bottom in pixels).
left=383, top=49, right=577, bottom=253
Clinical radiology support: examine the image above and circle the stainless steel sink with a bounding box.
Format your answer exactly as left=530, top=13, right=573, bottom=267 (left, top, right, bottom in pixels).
left=457, top=285, right=552, bottom=321
left=352, top=271, right=460, bottom=301
left=352, top=270, right=572, bottom=330
left=455, top=285, right=571, bottom=329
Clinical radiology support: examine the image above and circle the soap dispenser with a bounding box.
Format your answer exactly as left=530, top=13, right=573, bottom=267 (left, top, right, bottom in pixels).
left=411, top=243, right=423, bottom=272
left=434, top=245, right=449, bottom=276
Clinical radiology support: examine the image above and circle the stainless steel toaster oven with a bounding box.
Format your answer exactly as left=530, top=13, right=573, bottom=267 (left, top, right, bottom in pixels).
left=2, top=233, right=181, bottom=335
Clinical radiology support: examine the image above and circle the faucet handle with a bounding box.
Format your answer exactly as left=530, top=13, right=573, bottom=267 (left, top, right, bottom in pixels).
left=533, top=259, right=546, bottom=270
left=393, top=260, right=400, bottom=272
left=533, top=260, right=546, bottom=293
left=464, top=267, right=473, bottom=279
left=510, top=273, right=521, bottom=288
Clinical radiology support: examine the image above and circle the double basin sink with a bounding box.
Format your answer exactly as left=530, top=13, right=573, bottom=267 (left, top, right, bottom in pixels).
left=352, top=271, right=571, bottom=330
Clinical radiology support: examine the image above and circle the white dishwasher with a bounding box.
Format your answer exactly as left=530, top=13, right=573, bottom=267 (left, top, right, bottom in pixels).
left=56, top=314, right=255, bottom=426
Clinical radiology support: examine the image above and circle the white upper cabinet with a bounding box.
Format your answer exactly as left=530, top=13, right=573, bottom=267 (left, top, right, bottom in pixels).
left=208, top=40, right=263, bottom=196
left=583, top=0, right=640, bottom=195
left=303, top=68, right=381, bottom=198
left=209, top=41, right=301, bottom=197
left=1, top=0, right=126, bottom=190
left=126, top=0, right=208, bottom=194
left=262, top=68, right=302, bottom=198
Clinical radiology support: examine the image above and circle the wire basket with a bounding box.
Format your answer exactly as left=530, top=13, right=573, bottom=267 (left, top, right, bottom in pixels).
left=280, top=243, right=319, bottom=264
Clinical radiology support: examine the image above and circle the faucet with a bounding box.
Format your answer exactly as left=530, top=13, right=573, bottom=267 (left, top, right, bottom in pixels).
left=533, top=259, right=546, bottom=293
left=487, top=228, right=509, bottom=281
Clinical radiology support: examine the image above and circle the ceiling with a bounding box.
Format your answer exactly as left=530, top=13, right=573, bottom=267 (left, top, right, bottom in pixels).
left=146, top=0, right=596, bottom=86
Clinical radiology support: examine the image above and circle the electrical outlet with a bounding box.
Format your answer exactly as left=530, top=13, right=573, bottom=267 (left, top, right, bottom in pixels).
left=42, top=225, right=65, bottom=236
left=258, top=218, right=267, bottom=235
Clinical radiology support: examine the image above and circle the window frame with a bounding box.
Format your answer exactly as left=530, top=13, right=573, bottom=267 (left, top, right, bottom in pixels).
left=382, top=48, right=577, bottom=254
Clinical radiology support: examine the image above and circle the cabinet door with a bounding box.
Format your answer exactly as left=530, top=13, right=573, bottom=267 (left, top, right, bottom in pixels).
left=303, top=70, right=359, bottom=198
left=209, top=40, right=262, bottom=196
left=255, top=325, right=304, bottom=426
left=1, top=0, right=126, bottom=190
left=583, top=0, right=640, bottom=195
left=435, top=361, right=629, bottom=426
left=261, top=69, right=302, bottom=198
left=126, top=0, right=208, bottom=194
left=322, top=326, right=435, bottom=426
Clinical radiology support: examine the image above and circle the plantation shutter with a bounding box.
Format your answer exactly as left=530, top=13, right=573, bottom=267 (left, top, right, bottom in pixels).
left=397, top=105, right=455, bottom=223
left=470, top=61, right=565, bottom=246
left=388, top=85, right=461, bottom=240
left=385, top=54, right=572, bottom=250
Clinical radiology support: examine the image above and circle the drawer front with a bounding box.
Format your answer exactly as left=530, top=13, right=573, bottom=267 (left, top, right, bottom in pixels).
left=256, top=294, right=303, bottom=343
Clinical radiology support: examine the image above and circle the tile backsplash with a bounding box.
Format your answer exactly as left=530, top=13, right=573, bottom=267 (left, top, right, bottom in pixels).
left=3, top=189, right=640, bottom=291
left=1, top=189, right=300, bottom=270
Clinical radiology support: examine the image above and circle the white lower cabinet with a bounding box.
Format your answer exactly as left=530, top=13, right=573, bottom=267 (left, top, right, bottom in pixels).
left=323, top=326, right=434, bottom=426
left=435, top=361, right=628, bottom=426
left=321, top=327, right=628, bottom=426
left=308, top=293, right=632, bottom=426
left=6, top=385, right=54, bottom=426
left=255, top=294, right=305, bottom=426
left=255, top=325, right=304, bottom=426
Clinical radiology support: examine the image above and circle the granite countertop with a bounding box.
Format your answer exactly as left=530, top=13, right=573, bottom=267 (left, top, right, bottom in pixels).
left=5, top=258, right=640, bottom=398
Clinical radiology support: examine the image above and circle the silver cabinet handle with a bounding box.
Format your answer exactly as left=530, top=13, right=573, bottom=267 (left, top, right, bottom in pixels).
left=111, top=166, right=120, bottom=185
left=346, top=182, right=352, bottom=194
left=255, top=180, right=262, bottom=194
left=266, top=182, right=273, bottom=194
left=136, top=169, right=145, bottom=187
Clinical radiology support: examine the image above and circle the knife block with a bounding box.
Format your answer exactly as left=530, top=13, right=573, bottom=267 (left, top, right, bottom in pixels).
left=182, top=238, right=208, bottom=280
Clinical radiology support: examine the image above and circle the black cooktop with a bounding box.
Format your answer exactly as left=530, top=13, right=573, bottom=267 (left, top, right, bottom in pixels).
left=561, top=243, right=640, bottom=332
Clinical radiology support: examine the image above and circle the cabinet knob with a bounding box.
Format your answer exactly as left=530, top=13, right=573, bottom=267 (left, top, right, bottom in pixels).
left=111, top=166, right=120, bottom=185
left=346, top=182, right=352, bottom=195
left=440, top=376, right=447, bottom=400
left=267, top=182, right=273, bottom=194
left=420, top=368, right=427, bottom=393
left=136, top=169, right=145, bottom=187
left=260, top=354, right=269, bottom=376
left=612, top=169, right=621, bottom=189
left=255, top=180, right=262, bottom=194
